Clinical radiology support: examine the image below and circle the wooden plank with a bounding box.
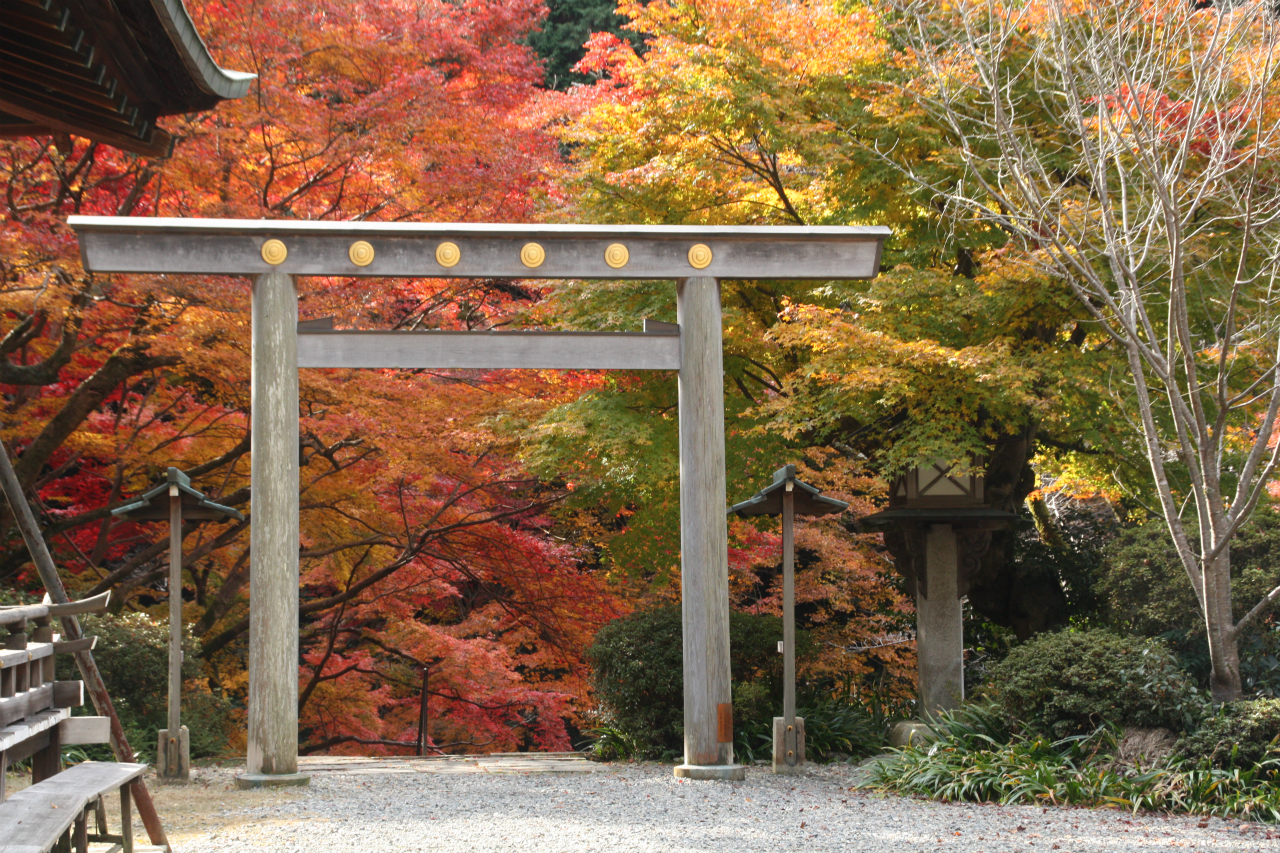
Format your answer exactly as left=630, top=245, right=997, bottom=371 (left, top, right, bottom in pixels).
left=6, top=731, right=50, bottom=765
left=68, top=217, right=891, bottom=280
left=52, top=637, right=95, bottom=654
left=0, top=642, right=54, bottom=670
left=43, top=593, right=110, bottom=618
left=60, top=717, right=110, bottom=746
left=298, top=329, right=681, bottom=371
left=0, top=606, right=49, bottom=627
left=0, top=685, right=54, bottom=728
left=0, top=708, right=68, bottom=752
left=52, top=682, right=83, bottom=709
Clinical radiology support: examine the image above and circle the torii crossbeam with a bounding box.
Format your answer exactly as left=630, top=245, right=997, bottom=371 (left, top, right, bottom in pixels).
left=68, top=216, right=890, bottom=785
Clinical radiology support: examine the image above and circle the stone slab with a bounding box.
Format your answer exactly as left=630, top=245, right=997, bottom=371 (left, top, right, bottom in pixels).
left=234, top=772, right=311, bottom=789
left=888, top=721, right=934, bottom=748
left=672, top=764, right=746, bottom=781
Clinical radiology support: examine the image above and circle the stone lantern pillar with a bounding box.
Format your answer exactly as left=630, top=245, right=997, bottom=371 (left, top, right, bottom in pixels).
left=860, top=461, right=1014, bottom=716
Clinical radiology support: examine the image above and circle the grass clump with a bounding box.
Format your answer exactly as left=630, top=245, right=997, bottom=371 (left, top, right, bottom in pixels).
left=733, top=694, right=887, bottom=764
left=872, top=631, right=1280, bottom=823
left=872, top=705, right=1280, bottom=823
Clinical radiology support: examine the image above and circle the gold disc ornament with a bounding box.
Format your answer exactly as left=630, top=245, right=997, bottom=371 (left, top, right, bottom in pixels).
left=604, top=243, right=630, bottom=269
left=348, top=240, right=375, bottom=267
left=521, top=242, right=546, bottom=268
left=261, top=239, right=288, bottom=266
left=688, top=243, right=713, bottom=270
left=435, top=241, right=461, bottom=268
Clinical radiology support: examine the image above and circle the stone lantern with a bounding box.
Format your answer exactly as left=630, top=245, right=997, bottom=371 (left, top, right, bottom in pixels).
left=859, top=460, right=1014, bottom=715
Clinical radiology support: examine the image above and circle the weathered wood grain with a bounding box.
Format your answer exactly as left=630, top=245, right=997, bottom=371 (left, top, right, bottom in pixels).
left=675, top=277, right=734, bottom=770
left=297, top=329, right=681, bottom=371
left=51, top=682, right=83, bottom=709
left=247, top=272, right=300, bottom=777
left=0, top=761, right=146, bottom=853
left=0, top=643, right=53, bottom=671
left=42, top=594, right=110, bottom=618
left=59, top=717, right=110, bottom=746
left=69, top=217, right=890, bottom=280
left=50, top=638, right=95, bottom=655
left=0, top=685, right=53, bottom=728
left=0, top=709, right=68, bottom=753
left=0, top=606, right=46, bottom=628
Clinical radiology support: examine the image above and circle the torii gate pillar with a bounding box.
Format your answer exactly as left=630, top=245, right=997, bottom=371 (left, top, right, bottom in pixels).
left=674, top=277, right=743, bottom=780
left=241, top=271, right=308, bottom=787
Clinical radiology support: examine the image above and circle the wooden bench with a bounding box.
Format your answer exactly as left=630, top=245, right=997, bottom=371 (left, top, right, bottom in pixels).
left=0, top=760, right=148, bottom=853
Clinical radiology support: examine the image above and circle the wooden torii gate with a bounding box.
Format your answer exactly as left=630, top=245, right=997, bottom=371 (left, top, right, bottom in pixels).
left=68, top=217, right=889, bottom=785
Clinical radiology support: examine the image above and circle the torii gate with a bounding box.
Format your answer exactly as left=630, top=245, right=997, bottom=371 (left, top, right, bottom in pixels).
left=68, top=217, right=889, bottom=785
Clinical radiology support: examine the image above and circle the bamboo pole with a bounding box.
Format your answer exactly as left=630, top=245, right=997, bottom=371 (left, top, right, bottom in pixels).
left=0, top=437, right=168, bottom=848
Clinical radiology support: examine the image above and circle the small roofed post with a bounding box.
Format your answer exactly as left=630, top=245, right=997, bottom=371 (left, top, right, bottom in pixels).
left=859, top=461, right=1015, bottom=723
left=113, top=468, right=243, bottom=781
left=729, top=465, right=848, bottom=774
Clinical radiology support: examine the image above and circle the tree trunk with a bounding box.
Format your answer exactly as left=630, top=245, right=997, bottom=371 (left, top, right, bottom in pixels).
left=1202, top=549, right=1243, bottom=702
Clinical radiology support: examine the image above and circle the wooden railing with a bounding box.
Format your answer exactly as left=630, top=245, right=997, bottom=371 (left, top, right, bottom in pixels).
left=0, top=595, right=112, bottom=798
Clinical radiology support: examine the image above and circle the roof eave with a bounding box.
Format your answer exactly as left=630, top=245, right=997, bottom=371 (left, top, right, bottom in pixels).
left=147, top=0, right=256, bottom=102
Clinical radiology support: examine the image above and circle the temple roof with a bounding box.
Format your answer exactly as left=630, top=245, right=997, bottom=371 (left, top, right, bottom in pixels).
left=0, top=0, right=253, bottom=155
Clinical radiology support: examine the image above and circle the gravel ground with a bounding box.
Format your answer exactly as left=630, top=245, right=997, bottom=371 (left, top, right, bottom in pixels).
left=168, top=763, right=1280, bottom=853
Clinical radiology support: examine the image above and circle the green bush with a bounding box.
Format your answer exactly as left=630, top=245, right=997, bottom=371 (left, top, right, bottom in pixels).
left=58, top=613, right=231, bottom=762
left=1097, top=515, right=1280, bottom=692
left=585, top=606, right=811, bottom=757
left=873, top=706, right=1280, bottom=822
left=1177, top=698, right=1280, bottom=769
left=988, top=629, right=1205, bottom=739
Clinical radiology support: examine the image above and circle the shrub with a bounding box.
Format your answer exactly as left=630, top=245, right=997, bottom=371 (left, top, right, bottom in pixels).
left=794, top=697, right=885, bottom=760
left=58, top=613, right=231, bottom=761
left=1096, top=514, right=1280, bottom=691
left=1177, top=698, right=1280, bottom=769
left=873, top=707, right=1280, bottom=822
left=585, top=608, right=684, bottom=756
left=987, top=629, right=1205, bottom=739
left=585, top=606, right=812, bottom=756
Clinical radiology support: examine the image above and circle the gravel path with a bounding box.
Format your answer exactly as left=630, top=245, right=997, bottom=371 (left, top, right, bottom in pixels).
left=170, top=763, right=1278, bottom=853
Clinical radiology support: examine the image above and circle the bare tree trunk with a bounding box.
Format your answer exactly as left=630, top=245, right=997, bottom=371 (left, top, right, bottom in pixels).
left=1203, top=549, right=1242, bottom=701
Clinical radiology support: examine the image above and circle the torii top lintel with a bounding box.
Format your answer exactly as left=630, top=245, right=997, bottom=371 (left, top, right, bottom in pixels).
left=67, top=217, right=890, bottom=280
